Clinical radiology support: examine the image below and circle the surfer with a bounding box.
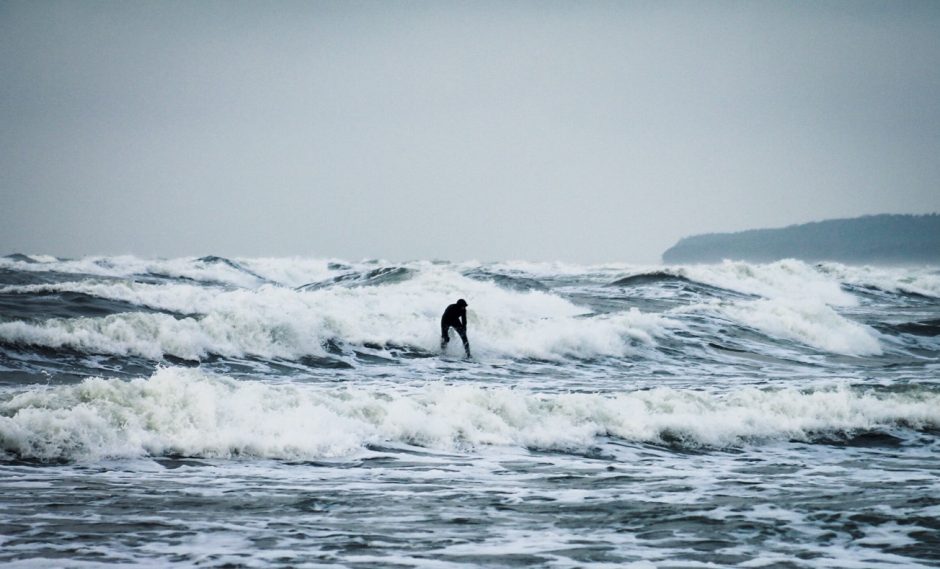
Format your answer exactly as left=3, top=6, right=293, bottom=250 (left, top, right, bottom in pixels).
left=440, top=299, right=471, bottom=358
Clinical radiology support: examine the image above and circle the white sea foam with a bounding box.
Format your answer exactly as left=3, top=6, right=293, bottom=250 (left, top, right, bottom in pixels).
left=0, top=254, right=383, bottom=291
left=478, top=260, right=637, bottom=279
left=3, top=255, right=935, bottom=360
left=662, top=260, right=858, bottom=306
left=816, top=262, right=940, bottom=298
left=714, top=298, right=883, bottom=356
left=0, top=270, right=677, bottom=360
left=1, top=368, right=937, bottom=461
left=5, top=254, right=936, bottom=302
left=234, top=256, right=358, bottom=288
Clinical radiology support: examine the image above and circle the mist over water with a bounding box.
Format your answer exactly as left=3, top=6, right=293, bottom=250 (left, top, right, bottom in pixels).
left=1, top=254, right=939, bottom=567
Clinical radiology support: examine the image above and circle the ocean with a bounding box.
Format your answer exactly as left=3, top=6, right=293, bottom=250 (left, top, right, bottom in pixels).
left=0, top=254, right=938, bottom=568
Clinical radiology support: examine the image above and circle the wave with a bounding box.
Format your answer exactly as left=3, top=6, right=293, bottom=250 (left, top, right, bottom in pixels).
left=894, top=318, right=940, bottom=337
left=0, top=281, right=215, bottom=316
left=0, top=254, right=434, bottom=291
left=0, top=255, right=317, bottom=289
left=191, top=255, right=271, bottom=284
left=0, top=280, right=912, bottom=362
left=462, top=269, right=549, bottom=292
left=4, top=254, right=937, bottom=299
left=0, top=272, right=677, bottom=361
left=816, top=263, right=940, bottom=299
left=297, top=266, right=415, bottom=291
left=1, top=368, right=937, bottom=462
left=876, top=318, right=940, bottom=338
left=606, top=271, right=754, bottom=302
left=609, top=271, right=699, bottom=288
left=713, top=298, right=883, bottom=356
left=605, top=260, right=937, bottom=308
left=656, top=260, right=859, bottom=306
left=1, top=256, right=936, bottom=363
left=0, top=288, right=171, bottom=321
left=3, top=253, right=39, bottom=264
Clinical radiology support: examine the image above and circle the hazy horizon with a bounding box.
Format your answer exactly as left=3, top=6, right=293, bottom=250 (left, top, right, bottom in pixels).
left=3, top=1, right=939, bottom=263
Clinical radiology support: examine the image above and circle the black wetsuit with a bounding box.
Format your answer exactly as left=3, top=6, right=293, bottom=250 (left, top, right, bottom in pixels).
left=440, top=303, right=471, bottom=357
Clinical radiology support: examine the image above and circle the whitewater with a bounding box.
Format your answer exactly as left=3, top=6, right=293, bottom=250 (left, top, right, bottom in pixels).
left=0, top=254, right=938, bottom=568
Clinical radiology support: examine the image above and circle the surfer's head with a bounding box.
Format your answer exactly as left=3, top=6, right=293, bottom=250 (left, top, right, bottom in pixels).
left=456, top=299, right=468, bottom=307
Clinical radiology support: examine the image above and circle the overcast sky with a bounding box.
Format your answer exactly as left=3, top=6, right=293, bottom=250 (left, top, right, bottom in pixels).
left=2, top=1, right=939, bottom=263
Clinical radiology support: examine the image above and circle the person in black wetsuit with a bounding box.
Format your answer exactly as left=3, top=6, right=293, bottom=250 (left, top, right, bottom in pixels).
left=440, top=299, right=471, bottom=357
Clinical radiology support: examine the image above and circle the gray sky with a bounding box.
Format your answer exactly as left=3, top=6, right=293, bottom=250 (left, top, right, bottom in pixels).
left=2, top=1, right=939, bottom=263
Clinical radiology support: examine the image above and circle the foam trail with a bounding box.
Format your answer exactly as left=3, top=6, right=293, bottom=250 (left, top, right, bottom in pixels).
left=1, top=368, right=937, bottom=461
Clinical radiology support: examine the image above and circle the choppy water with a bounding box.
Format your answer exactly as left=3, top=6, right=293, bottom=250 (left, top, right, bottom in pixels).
left=0, top=254, right=938, bottom=567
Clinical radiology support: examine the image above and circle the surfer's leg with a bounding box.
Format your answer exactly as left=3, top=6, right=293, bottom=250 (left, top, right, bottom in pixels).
left=456, top=327, right=470, bottom=357
left=440, top=325, right=450, bottom=351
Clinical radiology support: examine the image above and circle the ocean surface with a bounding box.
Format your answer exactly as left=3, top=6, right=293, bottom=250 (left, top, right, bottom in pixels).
left=0, top=254, right=938, bottom=568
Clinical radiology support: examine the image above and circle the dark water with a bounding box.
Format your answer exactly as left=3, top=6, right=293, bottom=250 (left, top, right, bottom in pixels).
left=1, top=254, right=938, bottom=567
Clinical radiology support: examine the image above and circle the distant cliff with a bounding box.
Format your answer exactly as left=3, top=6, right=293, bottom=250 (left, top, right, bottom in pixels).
left=662, top=214, right=940, bottom=264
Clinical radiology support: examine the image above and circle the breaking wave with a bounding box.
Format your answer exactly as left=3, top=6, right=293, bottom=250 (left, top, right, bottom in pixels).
left=609, top=260, right=859, bottom=306
left=713, top=298, right=882, bottom=356
left=0, top=271, right=675, bottom=361
left=0, top=255, right=937, bottom=365
left=1, top=368, right=937, bottom=462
